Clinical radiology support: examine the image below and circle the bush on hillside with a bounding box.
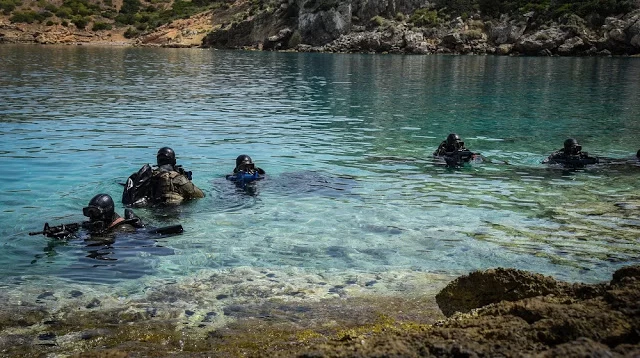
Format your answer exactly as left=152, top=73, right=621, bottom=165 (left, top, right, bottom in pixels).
left=409, top=8, right=442, bottom=27
left=10, top=10, right=44, bottom=23
left=92, top=21, right=112, bottom=30
left=71, top=15, right=89, bottom=28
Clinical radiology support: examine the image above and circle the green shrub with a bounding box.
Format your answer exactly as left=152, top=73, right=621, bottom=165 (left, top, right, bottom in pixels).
left=409, top=8, right=441, bottom=27
left=123, top=26, right=139, bottom=38
left=370, top=15, right=385, bottom=27
left=55, top=7, right=72, bottom=18
left=0, top=0, right=17, bottom=13
left=287, top=30, right=301, bottom=47
left=10, top=11, right=40, bottom=23
left=46, top=19, right=55, bottom=25
left=61, top=20, right=69, bottom=26
left=395, top=12, right=405, bottom=21
left=120, top=0, right=140, bottom=14
left=71, top=15, right=89, bottom=28
left=92, top=21, right=112, bottom=30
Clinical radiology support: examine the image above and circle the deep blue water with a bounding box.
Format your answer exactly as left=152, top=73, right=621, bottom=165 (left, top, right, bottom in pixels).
left=1, top=45, right=639, bottom=299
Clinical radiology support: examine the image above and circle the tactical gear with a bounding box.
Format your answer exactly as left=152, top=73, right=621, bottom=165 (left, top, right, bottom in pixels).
left=122, top=164, right=154, bottom=207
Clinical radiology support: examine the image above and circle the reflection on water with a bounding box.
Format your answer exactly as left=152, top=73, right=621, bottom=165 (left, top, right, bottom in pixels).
left=0, top=45, right=639, bottom=292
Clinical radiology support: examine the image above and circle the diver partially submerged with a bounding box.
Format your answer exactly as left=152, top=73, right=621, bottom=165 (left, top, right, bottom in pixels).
left=433, top=133, right=481, bottom=168
left=226, top=154, right=265, bottom=186
left=30, top=193, right=183, bottom=240
left=122, top=147, right=205, bottom=207
left=542, top=138, right=598, bottom=168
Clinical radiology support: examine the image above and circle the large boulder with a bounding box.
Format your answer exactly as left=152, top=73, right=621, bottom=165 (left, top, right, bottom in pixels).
left=514, top=27, right=568, bottom=55
left=435, top=267, right=591, bottom=317
left=297, top=0, right=351, bottom=46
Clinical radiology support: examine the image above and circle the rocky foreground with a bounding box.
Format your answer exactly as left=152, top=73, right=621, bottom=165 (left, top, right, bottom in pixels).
left=285, top=265, right=640, bottom=357
left=0, top=265, right=638, bottom=357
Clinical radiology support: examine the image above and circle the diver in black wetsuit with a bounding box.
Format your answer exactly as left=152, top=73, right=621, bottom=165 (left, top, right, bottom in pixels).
left=83, top=193, right=143, bottom=235
left=226, top=155, right=266, bottom=194
left=542, top=138, right=598, bottom=168
left=122, top=147, right=204, bottom=207
left=231, top=155, right=266, bottom=175
left=433, top=133, right=479, bottom=168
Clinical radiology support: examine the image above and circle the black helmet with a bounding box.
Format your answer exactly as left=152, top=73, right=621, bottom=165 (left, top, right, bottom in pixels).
left=636, top=149, right=640, bottom=159
left=445, top=133, right=464, bottom=151
left=235, top=154, right=253, bottom=168
left=157, top=147, right=176, bottom=166
left=83, top=194, right=115, bottom=223
left=563, top=138, right=581, bottom=155
left=446, top=133, right=461, bottom=145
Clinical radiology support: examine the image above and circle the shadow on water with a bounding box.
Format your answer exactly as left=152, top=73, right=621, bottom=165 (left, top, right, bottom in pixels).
left=210, top=177, right=260, bottom=212
left=264, top=171, right=359, bottom=198
left=208, top=171, right=359, bottom=211
left=30, top=229, right=176, bottom=283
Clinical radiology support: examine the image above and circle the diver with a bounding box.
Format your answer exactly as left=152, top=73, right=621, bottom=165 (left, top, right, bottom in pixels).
left=226, top=154, right=266, bottom=185
left=542, top=138, right=598, bottom=168
left=30, top=193, right=183, bottom=240
left=122, top=147, right=205, bottom=206
left=433, top=133, right=479, bottom=168
left=83, top=193, right=143, bottom=235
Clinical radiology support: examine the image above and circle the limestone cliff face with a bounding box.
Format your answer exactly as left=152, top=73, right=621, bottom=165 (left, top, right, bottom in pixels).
left=201, top=2, right=640, bottom=56
left=202, top=0, right=431, bottom=49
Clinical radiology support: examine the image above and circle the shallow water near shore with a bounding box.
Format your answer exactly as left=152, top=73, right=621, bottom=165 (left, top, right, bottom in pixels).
left=0, top=45, right=639, bottom=342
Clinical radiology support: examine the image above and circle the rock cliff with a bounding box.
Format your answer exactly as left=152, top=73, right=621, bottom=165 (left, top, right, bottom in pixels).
left=2, top=0, right=639, bottom=56
left=201, top=3, right=640, bottom=56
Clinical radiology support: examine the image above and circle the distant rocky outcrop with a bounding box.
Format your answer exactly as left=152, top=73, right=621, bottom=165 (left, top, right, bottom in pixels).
left=201, top=5, right=640, bottom=56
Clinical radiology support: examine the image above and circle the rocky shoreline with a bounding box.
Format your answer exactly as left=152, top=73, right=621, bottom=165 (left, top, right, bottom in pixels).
left=2, top=6, right=640, bottom=56
left=0, top=265, right=638, bottom=357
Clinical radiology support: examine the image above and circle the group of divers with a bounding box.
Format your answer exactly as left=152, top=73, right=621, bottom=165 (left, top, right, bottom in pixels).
left=30, top=134, right=640, bottom=243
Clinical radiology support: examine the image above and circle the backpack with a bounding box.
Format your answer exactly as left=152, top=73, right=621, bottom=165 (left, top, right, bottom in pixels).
left=122, top=164, right=154, bottom=206
left=152, top=169, right=185, bottom=203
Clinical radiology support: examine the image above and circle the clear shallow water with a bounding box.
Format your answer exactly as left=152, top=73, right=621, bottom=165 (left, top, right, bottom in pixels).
left=1, top=45, right=639, bottom=302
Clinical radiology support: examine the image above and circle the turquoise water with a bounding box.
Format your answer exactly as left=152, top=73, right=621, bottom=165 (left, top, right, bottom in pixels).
left=1, top=45, right=639, bottom=304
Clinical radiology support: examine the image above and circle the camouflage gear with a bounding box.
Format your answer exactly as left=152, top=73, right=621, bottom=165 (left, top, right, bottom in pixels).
left=152, top=167, right=204, bottom=204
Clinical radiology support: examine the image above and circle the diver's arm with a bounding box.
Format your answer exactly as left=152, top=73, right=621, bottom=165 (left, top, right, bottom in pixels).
left=181, top=181, right=205, bottom=199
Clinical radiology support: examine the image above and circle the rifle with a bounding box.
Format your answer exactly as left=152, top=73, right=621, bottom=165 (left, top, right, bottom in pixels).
left=175, top=165, right=193, bottom=181
left=443, top=150, right=475, bottom=168
left=29, top=222, right=82, bottom=239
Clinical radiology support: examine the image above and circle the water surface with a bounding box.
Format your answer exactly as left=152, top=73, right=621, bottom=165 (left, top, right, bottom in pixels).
left=1, top=45, right=639, bottom=306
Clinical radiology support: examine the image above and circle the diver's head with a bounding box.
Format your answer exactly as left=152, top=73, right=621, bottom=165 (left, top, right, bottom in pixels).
left=83, top=194, right=116, bottom=224
left=563, top=138, right=581, bottom=155
left=157, top=147, right=176, bottom=166
left=235, top=154, right=253, bottom=168
left=445, top=133, right=464, bottom=150
left=636, top=149, right=640, bottom=159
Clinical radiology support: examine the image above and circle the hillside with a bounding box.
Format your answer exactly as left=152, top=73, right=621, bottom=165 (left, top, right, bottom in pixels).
left=1, top=0, right=640, bottom=55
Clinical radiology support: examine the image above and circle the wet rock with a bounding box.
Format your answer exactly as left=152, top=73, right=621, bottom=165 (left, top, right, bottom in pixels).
left=85, top=298, right=101, bottom=309
left=435, top=267, right=573, bottom=317
left=69, top=290, right=84, bottom=298
left=36, top=291, right=55, bottom=300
